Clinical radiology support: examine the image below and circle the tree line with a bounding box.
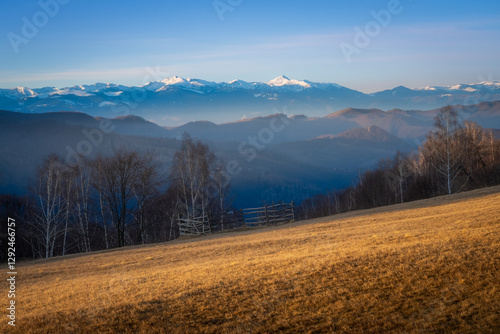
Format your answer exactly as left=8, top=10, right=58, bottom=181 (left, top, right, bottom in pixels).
left=0, top=134, right=230, bottom=260
left=2, top=106, right=498, bottom=260
left=297, top=106, right=500, bottom=220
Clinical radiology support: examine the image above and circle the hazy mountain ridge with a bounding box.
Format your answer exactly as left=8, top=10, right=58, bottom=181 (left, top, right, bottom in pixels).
left=1, top=100, right=499, bottom=206
left=2, top=76, right=500, bottom=125
left=319, top=125, right=403, bottom=142
left=171, top=101, right=500, bottom=143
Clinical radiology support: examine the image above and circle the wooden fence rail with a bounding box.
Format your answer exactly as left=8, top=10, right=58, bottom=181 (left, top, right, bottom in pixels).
left=178, top=201, right=295, bottom=236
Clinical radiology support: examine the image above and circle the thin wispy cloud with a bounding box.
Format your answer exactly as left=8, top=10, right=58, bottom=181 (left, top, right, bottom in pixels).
left=0, top=68, right=155, bottom=86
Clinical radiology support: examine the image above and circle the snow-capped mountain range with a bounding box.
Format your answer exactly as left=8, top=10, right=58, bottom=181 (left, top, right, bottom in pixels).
left=1, top=75, right=499, bottom=125
left=0, top=75, right=346, bottom=98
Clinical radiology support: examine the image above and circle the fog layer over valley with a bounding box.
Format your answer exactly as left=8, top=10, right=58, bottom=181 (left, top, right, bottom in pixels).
left=1, top=100, right=499, bottom=207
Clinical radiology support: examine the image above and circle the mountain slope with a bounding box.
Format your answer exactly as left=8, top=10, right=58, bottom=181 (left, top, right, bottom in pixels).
left=5, top=186, right=499, bottom=333
left=273, top=126, right=414, bottom=172
left=322, top=125, right=404, bottom=142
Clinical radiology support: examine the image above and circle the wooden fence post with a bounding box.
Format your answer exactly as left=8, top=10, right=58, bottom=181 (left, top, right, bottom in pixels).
left=265, top=205, right=269, bottom=225
left=240, top=209, right=244, bottom=228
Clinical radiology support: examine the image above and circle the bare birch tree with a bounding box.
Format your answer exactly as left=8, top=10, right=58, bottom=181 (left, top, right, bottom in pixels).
left=382, top=151, right=411, bottom=203
left=72, top=158, right=93, bottom=252
left=422, top=106, right=466, bottom=194
left=169, top=134, right=216, bottom=220
left=32, top=155, right=66, bottom=258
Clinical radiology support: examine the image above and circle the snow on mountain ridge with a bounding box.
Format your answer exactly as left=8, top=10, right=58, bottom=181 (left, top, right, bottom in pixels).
left=160, top=76, right=186, bottom=85
left=139, top=75, right=319, bottom=93
left=2, top=77, right=500, bottom=101
left=3, top=87, right=36, bottom=99
left=416, top=81, right=500, bottom=92
left=49, top=89, right=95, bottom=97
left=225, top=79, right=258, bottom=90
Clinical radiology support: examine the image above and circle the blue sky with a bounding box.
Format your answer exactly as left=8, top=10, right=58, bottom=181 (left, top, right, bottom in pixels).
left=1, top=0, right=499, bottom=93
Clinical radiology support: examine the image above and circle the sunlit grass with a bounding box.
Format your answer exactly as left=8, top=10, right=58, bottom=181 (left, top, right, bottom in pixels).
left=3, top=186, right=500, bottom=333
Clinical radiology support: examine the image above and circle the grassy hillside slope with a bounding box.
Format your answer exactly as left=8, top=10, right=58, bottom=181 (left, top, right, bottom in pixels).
left=3, top=186, right=500, bottom=333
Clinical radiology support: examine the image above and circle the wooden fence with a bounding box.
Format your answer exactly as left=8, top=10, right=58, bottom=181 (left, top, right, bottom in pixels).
left=178, top=215, right=210, bottom=236
left=178, top=201, right=295, bottom=236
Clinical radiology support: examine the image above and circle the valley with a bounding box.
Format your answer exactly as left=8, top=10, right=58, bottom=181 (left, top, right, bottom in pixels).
left=1, top=100, right=499, bottom=207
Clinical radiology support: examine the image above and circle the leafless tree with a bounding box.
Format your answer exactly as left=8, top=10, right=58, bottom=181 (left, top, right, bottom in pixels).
left=422, top=106, right=466, bottom=194
left=92, top=149, right=151, bottom=247
left=31, top=155, right=67, bottom=258
left=169, top=134, right=217, bottom=220
left=72, top=158, right=93, bottom=253
left=61, top=165, right=75, bottom=256
left=131, top=151, right=163, bottom=244
left=145, top=188, right=182, bottom=242
left=461, top=122, right=489, bottom=170
left=93, top=157, right=111, bottom=249
left=382, top=151, right=411, bottom=203
left=206, top=159, right=231, bottom=226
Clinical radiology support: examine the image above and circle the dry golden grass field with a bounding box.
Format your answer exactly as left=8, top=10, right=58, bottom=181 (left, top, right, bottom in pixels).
left=2, top=186, right=500, bottom=333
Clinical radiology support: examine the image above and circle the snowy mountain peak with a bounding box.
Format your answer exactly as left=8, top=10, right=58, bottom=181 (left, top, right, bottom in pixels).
left=160, top=76, right=186, bottom=85
left=267, top=75, right=311, bottom=88
left=269, top=75, right=289, bottom=83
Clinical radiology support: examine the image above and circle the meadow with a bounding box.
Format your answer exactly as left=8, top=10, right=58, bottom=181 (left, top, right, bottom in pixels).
left=2, top=186, right=500, bottom=333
